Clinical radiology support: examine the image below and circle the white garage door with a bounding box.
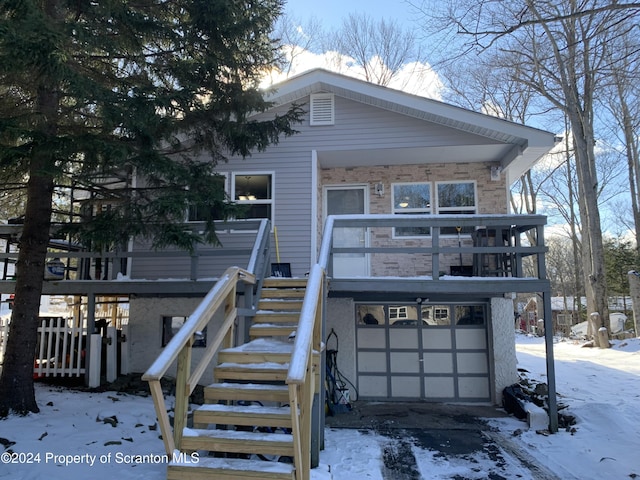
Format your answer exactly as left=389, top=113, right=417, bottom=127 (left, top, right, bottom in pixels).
left=355, top=303, right=490, bottom=401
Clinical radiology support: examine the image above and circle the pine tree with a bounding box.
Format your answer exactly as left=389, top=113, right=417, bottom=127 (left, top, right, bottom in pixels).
left=0, top=0, right=301, bottom=416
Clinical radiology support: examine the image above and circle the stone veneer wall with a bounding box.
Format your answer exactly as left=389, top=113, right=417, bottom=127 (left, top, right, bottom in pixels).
left=320, top=162, right=508, bottom=276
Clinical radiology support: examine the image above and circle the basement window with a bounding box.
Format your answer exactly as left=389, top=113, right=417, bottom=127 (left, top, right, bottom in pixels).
left=161, top=316, right=207, bottom=348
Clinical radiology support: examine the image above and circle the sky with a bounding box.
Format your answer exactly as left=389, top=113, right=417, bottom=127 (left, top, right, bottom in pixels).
left=284, top=0, right=420, bottom=30
left=281, top=0, right=634, bottom=240
left=2, top=335, right=639, bottom=479
left=265, top=0, right=444, bottom=98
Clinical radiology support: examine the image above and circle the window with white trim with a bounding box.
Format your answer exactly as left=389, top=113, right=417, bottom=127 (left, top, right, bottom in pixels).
left=187, top=173, right=228, bottom=222
left=389, top=306, right=409, bottom=320
left=436, top=181, right=477, bottom=235
left=232, top=173, right=274, bottom=221
left=557, top=313, right=572, bottom=326
left=392, top=182, right=431, bottom=237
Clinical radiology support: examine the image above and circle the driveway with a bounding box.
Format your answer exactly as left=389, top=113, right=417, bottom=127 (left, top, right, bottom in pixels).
left=325, top=402, right=560, bottom=480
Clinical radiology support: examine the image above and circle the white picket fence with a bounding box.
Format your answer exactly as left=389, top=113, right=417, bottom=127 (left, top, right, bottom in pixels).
left=34, top=317, right=86, bottom=377
left=0, top=315, right=125, bottom=386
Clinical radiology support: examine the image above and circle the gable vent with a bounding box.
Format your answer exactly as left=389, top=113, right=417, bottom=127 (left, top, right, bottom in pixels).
left=310, top=93, right=335, bottom=126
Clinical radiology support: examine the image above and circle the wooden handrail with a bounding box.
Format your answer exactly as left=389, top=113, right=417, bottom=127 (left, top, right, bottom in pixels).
left=142, top=267, right=254, bottom=382
left=286, top=263, right=324, bottom=480
left=142, top=266, right=255, bottom=455
left=287, top=264, right=324, bottom=384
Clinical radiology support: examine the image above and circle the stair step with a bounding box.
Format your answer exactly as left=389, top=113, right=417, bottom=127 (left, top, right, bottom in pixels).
left=257, top=300, right=303, bottom=311
left=181, top=428, right=294, bottom=456
left=193, top=404, right=292, bottom=429
left=253, top=312, right=300, bottom=324
left=215, top=362, right=289, bottom=382
left=260, top=288, right=306, bottom=299
left=218, top=350, right=292, bottom=365
left=249, top=325, right=297, bottom=338
left=263, top=278, right=307, bottom=288
left=167, top=456, right=295, bottom=480
left=204, top=383, right=290, bottom=403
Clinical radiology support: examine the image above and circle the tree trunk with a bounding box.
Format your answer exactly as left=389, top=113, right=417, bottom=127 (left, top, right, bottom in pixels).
left=566, top=101, right=609, bottom=345
left=0, top=86, right=57, bottom=416
left=0, top=168, right=54, bottom=415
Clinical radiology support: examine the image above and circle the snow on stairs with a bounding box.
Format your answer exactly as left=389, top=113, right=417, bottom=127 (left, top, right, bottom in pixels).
left=250, top=278, right=306, bottom=340
left=167, top=278, right=307, bottom=480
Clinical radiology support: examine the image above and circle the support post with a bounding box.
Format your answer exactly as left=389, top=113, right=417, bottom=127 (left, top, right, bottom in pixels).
left=84, top=293, right=96, bottom=386
left=537, top=224, right=558, bottom=433
left=88, top=334, right=101, bottom=388
left=106, top=326, right=117, bottom=382
left=120, top=325, right=130, bottom=375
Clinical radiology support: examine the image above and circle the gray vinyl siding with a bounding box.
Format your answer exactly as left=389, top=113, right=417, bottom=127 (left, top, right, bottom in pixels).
left=287, top=96, right=501, bottom=152
left=130, top=94, right=507, bottom=280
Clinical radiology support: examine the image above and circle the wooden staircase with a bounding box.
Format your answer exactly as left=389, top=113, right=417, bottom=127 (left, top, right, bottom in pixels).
left=167, top=277, right=310, bottom=480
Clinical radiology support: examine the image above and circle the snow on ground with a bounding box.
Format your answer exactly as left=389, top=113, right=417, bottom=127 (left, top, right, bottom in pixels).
left=496, top=334, right=640, bottom=480
left=1, top=335, right=639, bottom=479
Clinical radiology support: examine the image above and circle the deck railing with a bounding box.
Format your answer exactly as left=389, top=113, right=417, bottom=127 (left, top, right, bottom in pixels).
left=0, top=219, right=269, bottom=282
left=320, top=213, right=548, bottom=283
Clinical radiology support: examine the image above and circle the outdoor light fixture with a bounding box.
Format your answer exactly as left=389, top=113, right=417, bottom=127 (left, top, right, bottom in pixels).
left=490, top=165, right=502, bottom=181
left=375, top=182, right=384, bottom=197
left=239, top=176, right=257, bottom=201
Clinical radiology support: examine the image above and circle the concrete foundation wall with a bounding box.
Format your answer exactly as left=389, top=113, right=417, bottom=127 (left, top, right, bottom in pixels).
left=129, top=297, right=219, bottom=385
left=326, top=298, right=357, bottom=395
left=490, top=297, right=519, bottom=403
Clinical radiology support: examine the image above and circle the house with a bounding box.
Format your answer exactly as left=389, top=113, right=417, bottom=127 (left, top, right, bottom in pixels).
left=134, top=69, right=557, bottom=399
left=0, top=69, right=559, bottom=479
left=524, top=295, right=632, bottom=337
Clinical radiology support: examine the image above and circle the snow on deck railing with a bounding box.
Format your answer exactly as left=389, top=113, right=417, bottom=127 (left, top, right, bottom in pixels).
left=246, top=219, right=270, bottom=275
left=284, top=263, right=324, bottom=480
left=287, top=264, right=324, bottom=384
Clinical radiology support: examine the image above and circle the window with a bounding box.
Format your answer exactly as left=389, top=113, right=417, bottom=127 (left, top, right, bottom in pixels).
left=389, top=306, right=409, bottom=320
left=392, top=183, right=431, bottom=237
left=187, top=174, right=228, bottom=222
left=357, top=305, right=384, bottom=325
left=356, top=302, right=485, bottom=327
left=455, top=305, right=485, bottom=325
left=422, top=305, right=451, bottom=325
left=233, top=173, right=273, bottom=221
left=161, top=316, right=207, bottom=347
left=436, top=181, right=477, bottom=235
left=557, top=313, right=572, bottom=326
